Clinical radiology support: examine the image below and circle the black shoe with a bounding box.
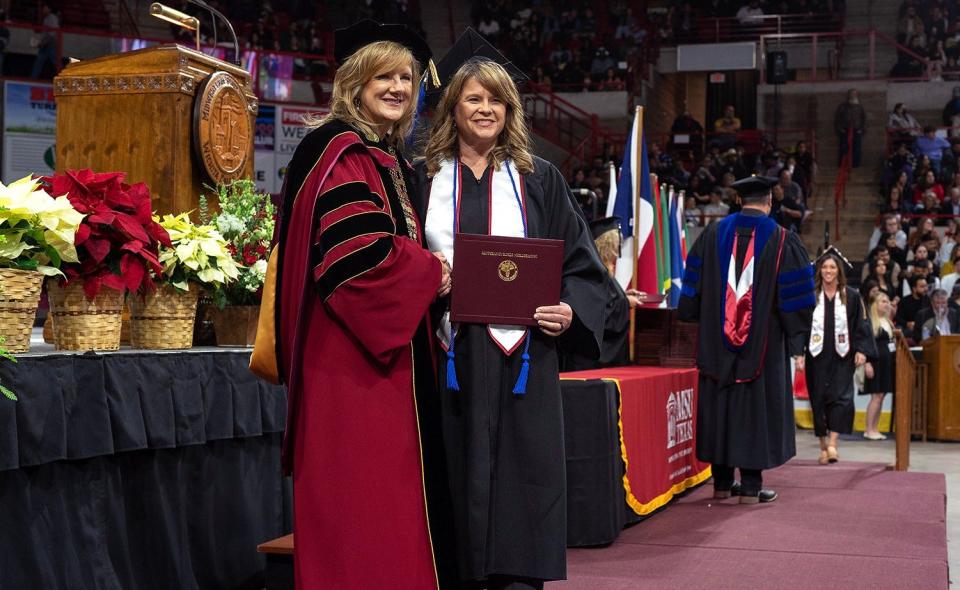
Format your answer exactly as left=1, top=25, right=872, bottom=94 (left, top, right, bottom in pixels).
left=713, top=480, right=742, bottom=499
left=739, top=489, right=778, bottom=504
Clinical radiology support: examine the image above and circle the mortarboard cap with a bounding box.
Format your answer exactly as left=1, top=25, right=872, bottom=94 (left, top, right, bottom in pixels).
left=815, top=245, right=853, bottom=270
left=428, top=28, right=528, bottom=106
left=589, top=216, right=621, bottom=240
left=730, top=175, right=777, bottom=201
left=334, top=19, right=433, bottom=71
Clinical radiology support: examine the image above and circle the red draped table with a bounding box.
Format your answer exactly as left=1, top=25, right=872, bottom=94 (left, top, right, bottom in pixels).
left=561, top=366, right=711, bottom=546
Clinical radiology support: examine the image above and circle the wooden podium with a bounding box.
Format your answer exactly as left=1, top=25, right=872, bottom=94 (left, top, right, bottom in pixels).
left=53, top=45, right=256, bottom=216
left=921, top=334, right=960, bottom=440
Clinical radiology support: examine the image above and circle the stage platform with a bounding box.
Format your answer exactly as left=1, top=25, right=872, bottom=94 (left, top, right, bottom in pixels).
left=559, top=460, right=949, bottom=590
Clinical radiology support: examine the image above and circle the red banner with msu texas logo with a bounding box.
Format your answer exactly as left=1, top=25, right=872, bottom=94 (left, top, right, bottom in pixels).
left=562, top=367, right=711, bottom=515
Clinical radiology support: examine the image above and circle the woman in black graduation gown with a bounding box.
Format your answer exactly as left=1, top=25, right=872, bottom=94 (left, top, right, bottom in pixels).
left=862, top=291, right=896, bottom=440
left=561, top=217, right=645, bottom=371
left=412, top=37, right=607, bottom=589
left=800, top=248, right=877, bottom=464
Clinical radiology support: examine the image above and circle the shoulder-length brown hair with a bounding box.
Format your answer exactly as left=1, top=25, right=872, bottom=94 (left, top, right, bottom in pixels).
left=814, top=253, right=848, bottom=306
left=308, top=40, right=419, bottom=150
left=424, top=59, right=534, bottom=177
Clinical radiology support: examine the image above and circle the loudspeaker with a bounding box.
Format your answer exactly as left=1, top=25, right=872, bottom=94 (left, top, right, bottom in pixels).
left=767, top=51, right=788, bottom=84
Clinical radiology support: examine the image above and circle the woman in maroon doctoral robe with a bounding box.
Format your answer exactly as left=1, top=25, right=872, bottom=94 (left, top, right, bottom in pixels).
left=273, top=22, right=454, bottom=589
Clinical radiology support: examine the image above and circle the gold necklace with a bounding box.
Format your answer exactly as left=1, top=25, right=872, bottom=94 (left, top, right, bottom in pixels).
left=386, top=146, right=419, bottom=242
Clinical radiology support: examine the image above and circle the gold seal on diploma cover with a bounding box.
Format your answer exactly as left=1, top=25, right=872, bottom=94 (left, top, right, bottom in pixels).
left=498, top=260, right=518, bottom=282
left=193, top=72, right=251, bottom=184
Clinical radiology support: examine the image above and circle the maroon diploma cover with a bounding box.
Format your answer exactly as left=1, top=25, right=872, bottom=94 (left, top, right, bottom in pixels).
left=450, top=233, right=564, bottom=326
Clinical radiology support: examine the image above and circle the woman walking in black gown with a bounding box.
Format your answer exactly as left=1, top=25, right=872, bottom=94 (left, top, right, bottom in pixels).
left=863, top=291, right=896, bottom=440
left=799, top=248, right=876, bottom=464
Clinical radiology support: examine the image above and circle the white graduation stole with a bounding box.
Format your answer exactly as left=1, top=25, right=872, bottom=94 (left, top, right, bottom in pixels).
left=425, top=158, right=527, bottom=354
left=809, top=290, right=850, bottom=357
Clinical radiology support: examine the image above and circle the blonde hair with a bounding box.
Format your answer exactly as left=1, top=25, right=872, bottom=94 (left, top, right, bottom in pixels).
left=594, top=229, right=620, bottom=266
left=308, top=40, right=419, bottom=150
left=424, top=59, right=534, bottom=177
left=869, top=291, right=894, bottom=338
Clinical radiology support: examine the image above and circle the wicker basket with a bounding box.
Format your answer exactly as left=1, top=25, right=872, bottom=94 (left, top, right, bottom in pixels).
left=128, top=284, right=200, bottom=349
left=211, top=304, right=260, bottom=346
left=47, top=280, right=124, bottom=351
left=0, top=269, right=44, bottom=353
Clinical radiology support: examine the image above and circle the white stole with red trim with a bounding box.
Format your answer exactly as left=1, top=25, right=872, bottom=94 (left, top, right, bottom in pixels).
left=424, top=159, right=527, bottom=354
left=723, top=230, right=755, bottom=347
left=809, top=290, right=849, bottom=357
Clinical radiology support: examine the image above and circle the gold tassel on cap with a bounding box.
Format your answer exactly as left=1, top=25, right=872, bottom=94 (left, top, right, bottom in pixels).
left=428, top=59, right=440, bottom=88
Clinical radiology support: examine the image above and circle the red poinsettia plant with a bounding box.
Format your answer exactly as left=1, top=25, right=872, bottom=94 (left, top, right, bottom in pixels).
left=41, top=169, right=171, bottom=300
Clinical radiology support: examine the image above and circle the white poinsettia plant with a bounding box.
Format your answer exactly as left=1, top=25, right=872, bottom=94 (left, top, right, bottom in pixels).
left=0, top=175, right=84, bottom=276
left=156, top=213, right=240, bottom=292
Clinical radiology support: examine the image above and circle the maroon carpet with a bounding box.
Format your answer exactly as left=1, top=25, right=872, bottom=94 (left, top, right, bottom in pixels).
left=561, top=460, right=948, bottom=589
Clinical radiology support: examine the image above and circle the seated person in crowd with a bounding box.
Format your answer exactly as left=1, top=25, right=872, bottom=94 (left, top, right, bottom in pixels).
left=771, top=184, right=804, bottom=232
left=911, top=243, right=941, bottom=278
left=670, top=109, right=704, bottom=155
left=914, top=288, right=960, bottom=341
left=941, top=188, right=960, bottom=217
left=713, top=105, right=741, bottom=150
left=912, top=170, right=945, bottom=205
left=863, top=258, right=897, bottom=300
left=702, top=186, right=730, bottom=219
left=941, top=244, right=960, bottom=293
left=864, top=244, right=903, bottom=291
left=716, top=148, right=748, bottom=180
left=938, top=138, right=960, bottom=179
left=868, top=213, right=908, bottom=252
left=736, top=0, right=764, bottom=24
left=915, top=126, right=951, bottom=174
left=888, top=103, right=921, bottom=143
left=902, top=258, right=941, bottom=296
left=688, top=175, right=711, bottom=208
left=694, top=155, right=718, bottom=193
left=884, top=142, right=916, bottom=189
left=778, top=168, right=805, bottom=204
left=895, top=275, right=930, bottom=335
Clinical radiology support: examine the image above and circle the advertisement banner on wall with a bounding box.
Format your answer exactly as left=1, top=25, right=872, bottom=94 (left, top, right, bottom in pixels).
left=268, top=105, right=326, bottom=195
left=252, top=104, right=326, bottom=195
left=2, top=81, right=57, bottom=183
left=253, top=104, right=277, bottom=194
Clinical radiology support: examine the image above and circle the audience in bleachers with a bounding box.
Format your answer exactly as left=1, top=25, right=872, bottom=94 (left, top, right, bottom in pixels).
left=651, top=0, right=844, bottom=45
left=470, top=0, right=634, bottom=92
left=890, top=0, right=960, bottom=79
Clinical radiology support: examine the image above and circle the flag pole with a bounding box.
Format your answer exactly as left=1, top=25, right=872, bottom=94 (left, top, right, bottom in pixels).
left=628, top=105, right=642, bottom=362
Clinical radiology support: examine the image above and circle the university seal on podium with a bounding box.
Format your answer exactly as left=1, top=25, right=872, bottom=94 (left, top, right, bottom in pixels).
left=193, top=72, right=251, bottom=184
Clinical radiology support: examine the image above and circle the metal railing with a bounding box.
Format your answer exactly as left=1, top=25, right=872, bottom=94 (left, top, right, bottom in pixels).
left=834, top=127, right=854, bottom=240
left=648, top=128, right=817, bottom=159
left=758, top=29, right=931, bottom=84
left=671, top=12, right=845, bottom=45
left=522, top=82, right=626, bottom=175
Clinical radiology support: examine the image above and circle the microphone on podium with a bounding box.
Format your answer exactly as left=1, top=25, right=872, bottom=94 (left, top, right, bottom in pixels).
left=183, top=0, right=240, bottom=66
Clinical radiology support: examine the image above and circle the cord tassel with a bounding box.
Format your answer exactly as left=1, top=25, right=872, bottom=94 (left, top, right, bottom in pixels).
left=428, top=58, right=440, bottom=88
left=512, top=352, right=530, bottom=396
left=512, top=333, right=532, bottom=396
left=446, top=348, right=460, bottom=391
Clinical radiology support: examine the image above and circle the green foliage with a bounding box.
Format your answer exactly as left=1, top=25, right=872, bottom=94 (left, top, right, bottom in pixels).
left=205, top=180, right=276, bottom=307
